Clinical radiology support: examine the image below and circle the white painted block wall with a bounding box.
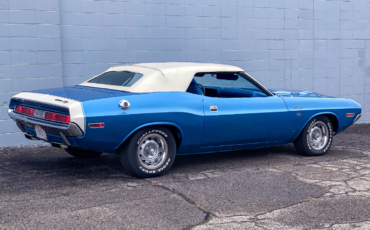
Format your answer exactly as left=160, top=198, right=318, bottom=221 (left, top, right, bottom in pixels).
left=0, top=0, right=369, bottom=146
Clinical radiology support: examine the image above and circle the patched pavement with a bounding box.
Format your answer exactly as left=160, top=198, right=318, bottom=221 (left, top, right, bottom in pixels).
left=1, top=124, right=370, bottom=229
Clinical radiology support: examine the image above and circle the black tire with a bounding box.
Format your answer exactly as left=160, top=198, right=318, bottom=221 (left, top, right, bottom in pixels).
left=294, top=115, right=334, bottom=156
left=119, top=126, right=176, bottom=178
left=65, top=147, right=103, bottom=159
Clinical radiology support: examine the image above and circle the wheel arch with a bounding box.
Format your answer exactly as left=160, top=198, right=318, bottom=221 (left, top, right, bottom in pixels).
left=115, top=122, right=184, bottom=152
left=295, top=112, right=340, bottom=140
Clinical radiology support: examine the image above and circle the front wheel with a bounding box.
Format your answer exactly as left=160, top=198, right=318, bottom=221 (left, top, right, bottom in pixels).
left=294, top=116, right=334, bottom=156
left=119, top=126, right=176, bottom=178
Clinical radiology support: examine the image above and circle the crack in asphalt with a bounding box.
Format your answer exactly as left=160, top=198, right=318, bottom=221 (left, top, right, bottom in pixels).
left=152, top=183, right=215, bottom=230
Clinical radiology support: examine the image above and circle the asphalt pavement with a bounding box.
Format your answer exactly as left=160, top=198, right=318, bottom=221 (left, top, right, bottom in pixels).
left=1, top=124, right=370, bottom=230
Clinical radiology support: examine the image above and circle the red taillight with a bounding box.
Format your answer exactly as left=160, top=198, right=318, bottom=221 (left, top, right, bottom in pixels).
left=15, top=105, right=24, bottom=113
left=45, top=112, right=70, bottom=123
left=88, top=123, right=104, bottom=128
left=14, top=106, right=34, bottom=116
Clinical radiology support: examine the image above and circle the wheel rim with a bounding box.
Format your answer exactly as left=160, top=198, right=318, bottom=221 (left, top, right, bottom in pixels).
left=308, top=121, right=329, bottom=151
left=137, top=134, right=168, bottom=170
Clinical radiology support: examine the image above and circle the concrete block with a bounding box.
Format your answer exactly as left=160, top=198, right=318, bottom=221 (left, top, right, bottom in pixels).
left=270, top=50, right=284, bottom=59
left=35, top=25, right=60, bottom=37
left=166, top=28, right=186, bottom=38
left=300, top=50, right=313, bottom=59
left=300, top=9, right=313, bottom=20
left=60, top=13, right=81, bottom=26
left=60, top=0, right=81, bottom=12
left=187, top=40, right=203, bottom=50
left=81, top=0, right=104, bottom=13
left=125, top=2, right=146, bottom=15
left=221, top=6, right=237, bottom=17
left=0, top=79, right=12, bottom=92
left=147, top=16, right=166, bottom=27
left=38, top=77, right=63, bottom=89
left=9, top=24, right=35, bottom=37
left=104, top=1, right=125, bottom=14
left=81, top=13, right=105, bottom=26
left=186, top=28, right=203, bottom=39
left=35, top=0, right=59, bottom=11
left=62, top=51, right=83, bottom=64
left=285, top=0, right=299, bottom=9
left=126, top=27, right=147, bottom=38
left=203, top=6, right=220, bottom=17
left=167, top=16, right=185, bottom=27
left=0, top=38, right=10, bottom=51
left=62, top=64, right=84, bottom=77
left=270, top=9, right=284, bottom=19
left=126, top=15, right=146, bottom=27
left=12, top=78, right=39, bottom=92
left=11, top=65, right=37, bottom=79
left=9, top=0, right=34, bottom=10
left=185, top=5, right=203, bottom=16
left=105, top=27, right=125, bottom=39
left=221, top=18, right=237, bottom=28
left=11, top=38, right=37, bottom=51
left=146, top=3, right=166, bottom=15
left=221, top=0, right=237, bottom=6
left=35, top=11, right=59, bottom=25
left=221, top=29, right=238, bottom=39
left=37, top=64, right=62, bottom=78
left=254, top=8, right=269, bottom=18
left=11, top=51, right=37, bottom=65
left=300, top=0, right=313, bottom=9
left=166, top=4, right=184, bottom=16
left=166, top=39, right=186, bottom=50
left=9, top=10, right=35, bottom=24
left=184, top=17, right=202, bottom=28
left=37, top=51, right=62, bottom=64
left=105, top=39, right=125, bottom=51
left=82, top=39, right=106, bottom=51
left=238, top=0, right=253, bottom=7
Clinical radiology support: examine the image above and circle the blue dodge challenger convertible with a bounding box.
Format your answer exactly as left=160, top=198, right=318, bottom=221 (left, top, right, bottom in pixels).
left=8, top=62, right=361, bottom=177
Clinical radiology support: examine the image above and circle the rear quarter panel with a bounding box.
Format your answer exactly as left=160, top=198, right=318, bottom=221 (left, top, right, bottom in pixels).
left=77, top=92, right=204, bottom=153
left=281, top=97, right=361, bottom=143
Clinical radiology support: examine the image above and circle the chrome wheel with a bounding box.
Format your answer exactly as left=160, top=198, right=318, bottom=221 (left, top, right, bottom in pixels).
left=308, top=121, right=329, bottom=151
left=137, top=133, right=168, bottom=170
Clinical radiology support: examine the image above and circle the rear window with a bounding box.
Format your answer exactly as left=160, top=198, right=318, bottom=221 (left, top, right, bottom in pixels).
left=88, top=71, right=143, bottom=87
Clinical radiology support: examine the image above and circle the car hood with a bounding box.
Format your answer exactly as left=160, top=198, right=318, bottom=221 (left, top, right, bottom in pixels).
left=30, top=86, right=136, bottom=102
left=269, top=89, right=334, bottom=98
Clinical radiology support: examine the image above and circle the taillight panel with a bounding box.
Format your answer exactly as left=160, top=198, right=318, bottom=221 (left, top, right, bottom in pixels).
left=14, top=105, right=70, bottom=124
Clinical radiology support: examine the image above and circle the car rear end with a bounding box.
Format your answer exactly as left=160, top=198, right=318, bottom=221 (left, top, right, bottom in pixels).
left=8, top=92, right=85, bottom=149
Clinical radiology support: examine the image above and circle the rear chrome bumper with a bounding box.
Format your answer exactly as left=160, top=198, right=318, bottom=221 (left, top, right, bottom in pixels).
left=8, top=110, right=83, bottom=137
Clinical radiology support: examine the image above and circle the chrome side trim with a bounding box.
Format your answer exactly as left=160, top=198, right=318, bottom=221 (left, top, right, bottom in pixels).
left=354, top=114, right=362, bottom=123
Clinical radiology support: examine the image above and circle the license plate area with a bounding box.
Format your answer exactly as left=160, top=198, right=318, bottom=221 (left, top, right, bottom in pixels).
left=35, top=125, right=47, bottom=140
left=33, top=109, right=45, bottom=119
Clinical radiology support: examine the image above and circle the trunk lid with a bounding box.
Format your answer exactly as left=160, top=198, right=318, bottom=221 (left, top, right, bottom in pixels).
left=31, top=86, right=136, bottom=102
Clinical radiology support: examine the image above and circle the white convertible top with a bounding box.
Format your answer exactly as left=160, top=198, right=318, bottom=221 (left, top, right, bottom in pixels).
left=80, top=62, right=244, bottom=93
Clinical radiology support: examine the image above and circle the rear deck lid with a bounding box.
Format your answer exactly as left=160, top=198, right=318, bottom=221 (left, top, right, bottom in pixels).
left=31, top=86, right=136, bottom=102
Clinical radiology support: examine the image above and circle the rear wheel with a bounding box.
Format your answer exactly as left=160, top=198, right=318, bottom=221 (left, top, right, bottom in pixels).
left=65, top=147, right=103, bottom=159
left=119, top=126, right=176, bottom=178
left=294, top=116, right=334, bottom=156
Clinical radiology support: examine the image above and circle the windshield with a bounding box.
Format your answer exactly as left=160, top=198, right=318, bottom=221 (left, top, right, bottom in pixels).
left=88, top=71, right=143, bottom=87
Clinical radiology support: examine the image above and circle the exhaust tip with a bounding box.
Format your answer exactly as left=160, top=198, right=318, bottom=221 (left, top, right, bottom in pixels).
left=25, top=134, right=37, bottom=140
left=51, top=142, right=68, bottom=149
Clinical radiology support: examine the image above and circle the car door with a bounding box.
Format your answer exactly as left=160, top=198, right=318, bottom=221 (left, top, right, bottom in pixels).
left=195, top=72, right=289, bottom=149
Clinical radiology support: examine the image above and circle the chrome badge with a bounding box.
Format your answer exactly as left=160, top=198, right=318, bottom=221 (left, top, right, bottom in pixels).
left=119, top=100, right=130, bottom=110
left=210, top=106, right=218, bottom=112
